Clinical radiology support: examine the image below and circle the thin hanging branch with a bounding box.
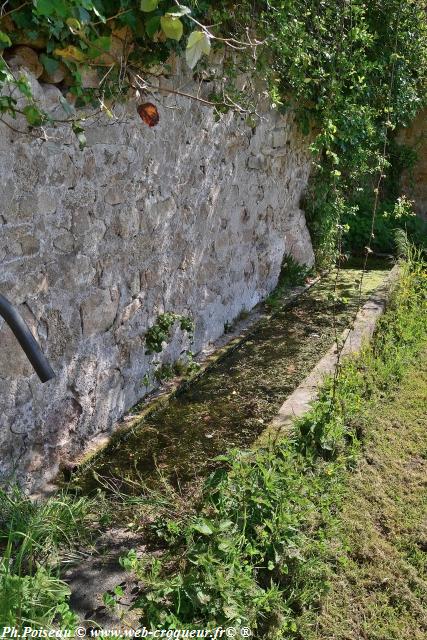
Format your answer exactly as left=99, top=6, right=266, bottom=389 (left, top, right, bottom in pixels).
left=330, top=4, right=402, bottom=398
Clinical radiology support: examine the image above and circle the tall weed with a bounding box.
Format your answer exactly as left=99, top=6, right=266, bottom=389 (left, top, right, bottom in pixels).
left=0, top=489, right=100, bottom=628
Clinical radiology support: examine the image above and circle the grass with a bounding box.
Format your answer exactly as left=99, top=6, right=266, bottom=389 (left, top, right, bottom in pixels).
left=299, top=348, right=427, bottom=640
left=0, top=244, right=424, bottom=635
left=0, top=489, right=104, bottom=628
left=265, top=255, right=313, bottom=310
left=113, top=245, right=426, bottom=636
left=72, top=260, right=388, bottom=496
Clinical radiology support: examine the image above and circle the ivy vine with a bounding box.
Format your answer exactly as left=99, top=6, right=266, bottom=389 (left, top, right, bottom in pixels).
left=0, top=1, right=426, bottom=264
left=0, top=1, right=258, bottom=140
left=258, top=0, right=427, bottom=264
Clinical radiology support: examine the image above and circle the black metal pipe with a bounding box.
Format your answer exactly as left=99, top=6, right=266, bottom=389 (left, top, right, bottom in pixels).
left=0, top=294, right=55, bottom=383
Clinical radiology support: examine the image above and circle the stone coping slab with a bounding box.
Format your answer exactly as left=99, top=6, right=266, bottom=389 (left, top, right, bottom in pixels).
left=259, top=264, right=400, bottom=443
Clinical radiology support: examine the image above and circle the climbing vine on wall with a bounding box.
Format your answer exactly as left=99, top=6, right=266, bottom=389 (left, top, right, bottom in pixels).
left=0, top=0, right=258, bottom=142
left=0, top=1, right=426, bottom=264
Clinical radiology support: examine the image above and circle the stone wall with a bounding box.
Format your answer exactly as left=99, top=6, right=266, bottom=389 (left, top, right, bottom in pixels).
left=0, top=70, right=314, bottom=489
left=398, top=108, right=427, bottom=220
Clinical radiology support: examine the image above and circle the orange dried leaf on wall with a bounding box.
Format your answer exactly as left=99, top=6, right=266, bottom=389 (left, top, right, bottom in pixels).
left=137, top=102, right=159, bottom=127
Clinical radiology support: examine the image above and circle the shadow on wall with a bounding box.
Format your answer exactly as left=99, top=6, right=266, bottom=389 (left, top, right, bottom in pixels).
left=398, top=108, right=427, bottom=221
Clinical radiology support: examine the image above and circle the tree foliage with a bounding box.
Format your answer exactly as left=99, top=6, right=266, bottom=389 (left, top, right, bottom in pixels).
left=259, top=0, right=427, bottom=263
left=0, top=1, right=223, bottom=127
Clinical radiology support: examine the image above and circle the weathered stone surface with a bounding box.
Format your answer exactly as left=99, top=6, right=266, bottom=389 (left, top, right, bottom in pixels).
left=0, top=69, right=315, bottom=490
left=5, top=46, right=43, bottom=78
left=0, top=305, right=38, bottom=378
left=272, top=129, right=288, bottom=148
left=81, top=289, right=120, bottom=337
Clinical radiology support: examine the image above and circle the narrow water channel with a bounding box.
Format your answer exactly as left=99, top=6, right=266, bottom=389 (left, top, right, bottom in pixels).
left=73, top=260, right=391, bottom=495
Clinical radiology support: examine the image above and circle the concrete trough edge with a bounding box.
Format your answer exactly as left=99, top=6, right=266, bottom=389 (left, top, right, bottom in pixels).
left=261, top=264, right=401, bottom=441
left=46, top=273, right=325, bottom=489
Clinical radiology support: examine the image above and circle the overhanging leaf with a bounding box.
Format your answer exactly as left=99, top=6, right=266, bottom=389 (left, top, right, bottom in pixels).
left=185, top=30, right=211, bottom=69
left=0, top=96, right=16, bottom=114
left=23, top=105, right=45, bottom=127
left=35, top=0, right=68, bottom=18
left=160, top=15, right=183, bottom=41
left=54, top=45, right=86, bottom=62
left=87, top=36, right=112, bottom=60
left=140, top=0, right=159, bottom=11
left=40, top=54, right=59, bottom=75
left=15, top=76, right=32, bottom=98
left=65, top=17, right=81, bottom=32
left=59, top=95, right=75, bottom=115
left=0, top=31, right=12, bottom=48
left=145, top=15, right=161, bottom=39
left=167, top=5, right=191, bottom=17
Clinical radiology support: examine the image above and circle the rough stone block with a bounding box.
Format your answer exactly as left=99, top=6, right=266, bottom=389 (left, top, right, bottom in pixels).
left=272, top=129, right=288, bottom=148
left=81, top=289, right=120, bottom=337
left=247, top=154, right=267, bottom=170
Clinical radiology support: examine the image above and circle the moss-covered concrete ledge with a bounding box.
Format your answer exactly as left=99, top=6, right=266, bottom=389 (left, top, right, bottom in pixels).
left=260, top=264, right=400, bottom=443
left=49, top=273, right=323, bottom=485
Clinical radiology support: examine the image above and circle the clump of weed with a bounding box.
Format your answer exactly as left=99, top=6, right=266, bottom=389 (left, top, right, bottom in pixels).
left=0, top=488, right=102, bottom=629
left=145, top=314, right=194, bottom=355
left=223, top=309, right=250, bottom=334
left=154, top=363, right=176, bottom=383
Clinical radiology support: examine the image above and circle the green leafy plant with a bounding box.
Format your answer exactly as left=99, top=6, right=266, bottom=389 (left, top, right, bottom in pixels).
left=0, top=0, right=257, bottom=144
left=257, top=0, right=427, bottom=264
left=265, top=254, right=312, bottom=310
left=343, top=194, right=427, bottom=255
left=118, top=243, right=426, bottom=635
left=144, top=312, right=194, bottom=354
left=154, top=362, right=175, bottom=382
